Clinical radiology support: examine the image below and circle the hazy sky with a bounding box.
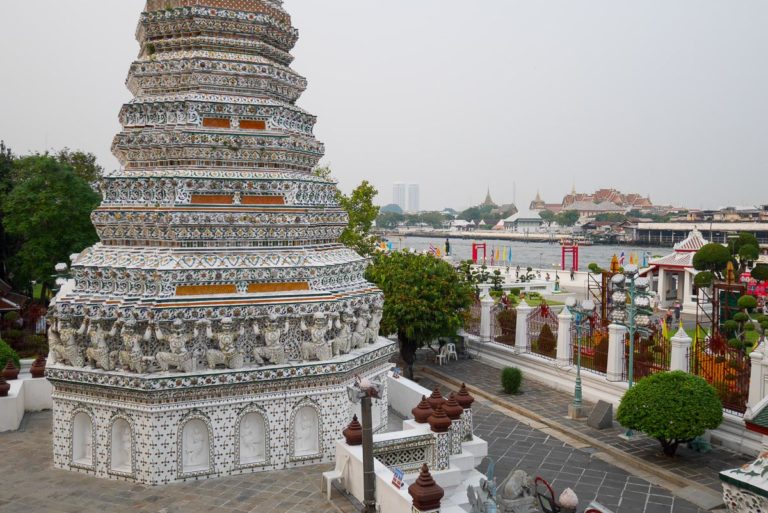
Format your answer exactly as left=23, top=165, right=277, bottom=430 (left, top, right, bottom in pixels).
left=1, top=1, right=767, bottom=211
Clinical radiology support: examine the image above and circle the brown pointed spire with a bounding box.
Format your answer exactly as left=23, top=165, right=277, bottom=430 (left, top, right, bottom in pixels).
left=343, top=415, right=363, bottom=446
left=408, top=464, right=444, bottom=511
left=427, top=386, right=445, bottom=410
left=443, top=393, right=463, bottom=421
left=2, top=360, right=19, bottom=380
left=412, top=395, right=434, bottom=424
left=427, top=403, right=452, bottom=433
left=455, top=383, right=475, bottom=409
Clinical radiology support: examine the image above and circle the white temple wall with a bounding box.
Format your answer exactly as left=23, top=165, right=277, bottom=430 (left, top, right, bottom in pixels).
left=50, top=353, right=392, bottom=485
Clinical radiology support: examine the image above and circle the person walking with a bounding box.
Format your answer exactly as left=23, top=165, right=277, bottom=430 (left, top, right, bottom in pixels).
left=674, top=300, right=681, bottom=323
left=570, top=268, right=575, bottom=281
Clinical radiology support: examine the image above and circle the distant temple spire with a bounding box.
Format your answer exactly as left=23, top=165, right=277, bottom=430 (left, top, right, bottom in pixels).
left=482, top=187, right=497, bottom=207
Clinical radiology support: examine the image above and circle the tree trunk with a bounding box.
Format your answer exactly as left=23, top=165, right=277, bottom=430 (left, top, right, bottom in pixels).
left=658, top=438, right=680, bottom=457
left=398, top=332, right=417, bottom=380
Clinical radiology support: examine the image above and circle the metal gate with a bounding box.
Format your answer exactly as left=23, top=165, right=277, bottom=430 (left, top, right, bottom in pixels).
left=493, top=304, right=516, bottom=346
left=690, top=332, right=750, bottom=415
left=528, top=302, right=558, bottom=360
left=570, top=318, right=609, bottom=375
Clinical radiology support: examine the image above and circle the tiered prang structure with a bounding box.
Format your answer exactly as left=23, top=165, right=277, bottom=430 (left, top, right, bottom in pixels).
left=46, top=0, right=395, bottom=485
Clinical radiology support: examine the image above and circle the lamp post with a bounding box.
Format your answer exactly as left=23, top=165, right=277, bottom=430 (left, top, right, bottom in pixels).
left=565, top=297, right=596, bottom=419
left=609, top=265, right=654, bottom=390
left=347, top=377, right=382, bottom=513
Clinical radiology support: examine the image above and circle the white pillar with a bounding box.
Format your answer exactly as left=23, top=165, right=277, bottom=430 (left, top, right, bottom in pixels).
left=670, top=326, right=692, bottom=373
left=556, top=309, right=573, bottom=365
left=748, top=341, right=767, bottom=411
left=657, top=268, right=666, bottom=306
left=683, top=270, right=693, bottom=311
left=607, top=324, right=627, bottom=382
left=479, top=288, right=494, bottom=342
left=515, top=300, right=533, bottom=352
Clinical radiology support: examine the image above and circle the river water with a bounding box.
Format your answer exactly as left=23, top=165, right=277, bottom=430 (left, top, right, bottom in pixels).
left=387, top=235, right=669, bottom=270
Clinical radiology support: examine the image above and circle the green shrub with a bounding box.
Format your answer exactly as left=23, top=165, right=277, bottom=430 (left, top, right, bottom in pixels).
left=616, top=371, right=722, bottom=457
left=509, top=288, right=521, bottom=297
left=737, top=295, right=758, bottom=310
left=495, top=308, right=516, bottom=345
left=3, top=311, right=20, bottom=323
left=501, top=367, right=523, bottom=394
left=537, top=323, right=556, bottom=355
left=0, top=338, right=20, bottom=369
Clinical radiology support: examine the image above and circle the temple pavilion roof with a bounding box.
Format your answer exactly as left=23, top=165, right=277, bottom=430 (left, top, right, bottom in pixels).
left=649, top=229, right=709, bottom=269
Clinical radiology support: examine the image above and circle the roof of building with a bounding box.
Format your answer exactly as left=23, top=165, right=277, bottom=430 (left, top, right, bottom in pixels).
left=481, top=188, right=497, bottom=207
left=649, top=230, right=709, bottom=268
left=503, top=208, right=543, bottom=223
left=565, top=201, right=626, bottom=213
left=637, top=222, right=768, bottom=231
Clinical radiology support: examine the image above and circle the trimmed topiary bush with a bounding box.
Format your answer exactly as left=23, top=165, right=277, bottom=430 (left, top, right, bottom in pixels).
left=537, top=323, right=556, bottom=355
left=501, top=367, right=523, bottom=394
left=616, top=371, right=722, bottom=457
left=0, top=338, right=21, bottom=370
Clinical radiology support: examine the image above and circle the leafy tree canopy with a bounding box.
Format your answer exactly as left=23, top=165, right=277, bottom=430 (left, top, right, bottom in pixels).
left=380, top=203, right=403, bottom=214
left=556, top=210, right=580, bottom=227
left=377, top=211, right=405, bottom=229
left=539, top=210, right=556, bottom=224
left=2, top=155, right=100, bottom=291
left=365, top=252, right=474, bottom=378
left=338, top=180, right=380, bottom=257
left=616, top=371, right=722, bottom=457
left=594, top=213, right=628, bottom=223
left=751, top=264, right=768, bottom=282
left=56, top=148, right=104, bottom=184
left=692, top=243, right=731, bottom=277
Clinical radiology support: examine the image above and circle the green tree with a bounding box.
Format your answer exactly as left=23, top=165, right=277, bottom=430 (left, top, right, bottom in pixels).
left=555, top=210, right=580, bottom=227
left=338, top=180, right=380, bottom=257
left=751, top=264, right=768, bottom=282
left=2, top=156, right=100, bottom=295
left=376, top=211, right=405, bottom=229
left=539, top=210, right=556, bottom=224
left=616, top=371, right=723, bottom=457
left=594, top=213, right=628, bottom=223
left=56, top=148, right=104, bottom=185
left=728, top=232, right=760, bottom=275
left=365, top=252, right=474, bottom=379
left=0, top=142, right=18, bottom=281
left=692, top=243, right=731, bottom=279
left=380, top=203, right=403, bottom=214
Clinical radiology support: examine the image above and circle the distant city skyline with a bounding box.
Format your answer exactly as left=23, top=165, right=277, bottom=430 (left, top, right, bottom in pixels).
left=1, top=1, right=767, bottom=212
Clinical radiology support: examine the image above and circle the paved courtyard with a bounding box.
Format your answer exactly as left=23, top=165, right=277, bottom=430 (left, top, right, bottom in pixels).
left=419, top=376, right=709, bottom=513
left=0, top=412, right=352, bottom=513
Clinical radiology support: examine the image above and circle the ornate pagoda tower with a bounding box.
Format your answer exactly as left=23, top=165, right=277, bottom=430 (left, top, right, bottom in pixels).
left=46, top=0, right=394, bottom=484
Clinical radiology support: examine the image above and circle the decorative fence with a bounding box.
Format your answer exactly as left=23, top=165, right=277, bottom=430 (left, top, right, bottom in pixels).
left=624, top=328, right=671, bottom=381
left=527, top=303, right=558, bottom=360
left=690, top=332, right=750, bottom=415
left=492, top=303, right=515, bottom=346
left=570, top=318, right=609, bottom=376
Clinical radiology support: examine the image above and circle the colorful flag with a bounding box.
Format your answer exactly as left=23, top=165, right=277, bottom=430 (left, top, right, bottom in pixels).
left=507, top=246, right=513, bottom=263
left=619, top=252, right=625, bottom=266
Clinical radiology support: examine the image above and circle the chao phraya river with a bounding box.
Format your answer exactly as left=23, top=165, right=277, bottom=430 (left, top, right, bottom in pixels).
left=386, top=235, right=668, bottom=270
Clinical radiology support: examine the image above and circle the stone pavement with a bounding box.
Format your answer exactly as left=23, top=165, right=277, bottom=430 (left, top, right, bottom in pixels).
left=418, top=375, right=710, bottom=513
left=0, top=412, right=354, bottom=513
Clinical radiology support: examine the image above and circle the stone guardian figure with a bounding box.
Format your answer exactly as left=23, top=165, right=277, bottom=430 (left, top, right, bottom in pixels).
left=204, top=317, right=245, bottom=370
left=154, top=319, right=196, bottom=372
left=85, top=317, right=115, bottom=371
left=253, top=315, right=289, bottom=365
left=300, top=313, right=332, bottom=361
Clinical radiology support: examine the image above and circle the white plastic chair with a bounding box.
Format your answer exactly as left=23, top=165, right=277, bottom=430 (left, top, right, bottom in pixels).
left=436, top=345, right=449, bottom=366
left=446, top=343, right=458, bottom=361
left=321, top=454, right=349, bottom=500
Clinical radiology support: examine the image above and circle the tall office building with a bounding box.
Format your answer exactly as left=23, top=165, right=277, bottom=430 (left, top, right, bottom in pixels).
left=393, top=182, right=407, bottom=211
left=407, top=184, right=420, bottom=213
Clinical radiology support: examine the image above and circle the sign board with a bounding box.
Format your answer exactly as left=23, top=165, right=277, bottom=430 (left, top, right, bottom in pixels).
left=392, top=468, right=404, bottom=489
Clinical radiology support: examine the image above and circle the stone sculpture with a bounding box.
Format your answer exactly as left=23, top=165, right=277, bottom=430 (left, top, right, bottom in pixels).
left=300, top=313, right=332, bottom=361
left=367, top=305, right=383, bottom=344
left=116, top=318, right=148, bottom=373
left=351, top=306, right=370, bottom=350
left=331, top=309, right=354, bottom=356
left=468, top=459, right=538, bottom=513
left=85, top=318, right=115, bottom=371
left=204, top=318, right=245, bottom=370
left=154, top=319, right=196, bottom=373
left=253, top=315, right=289, bottom=365
left=51, top=315, right=85, bottom=367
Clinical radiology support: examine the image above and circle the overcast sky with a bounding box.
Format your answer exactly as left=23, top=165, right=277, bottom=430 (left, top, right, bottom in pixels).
left=1, top=1, right=767, bottom=211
